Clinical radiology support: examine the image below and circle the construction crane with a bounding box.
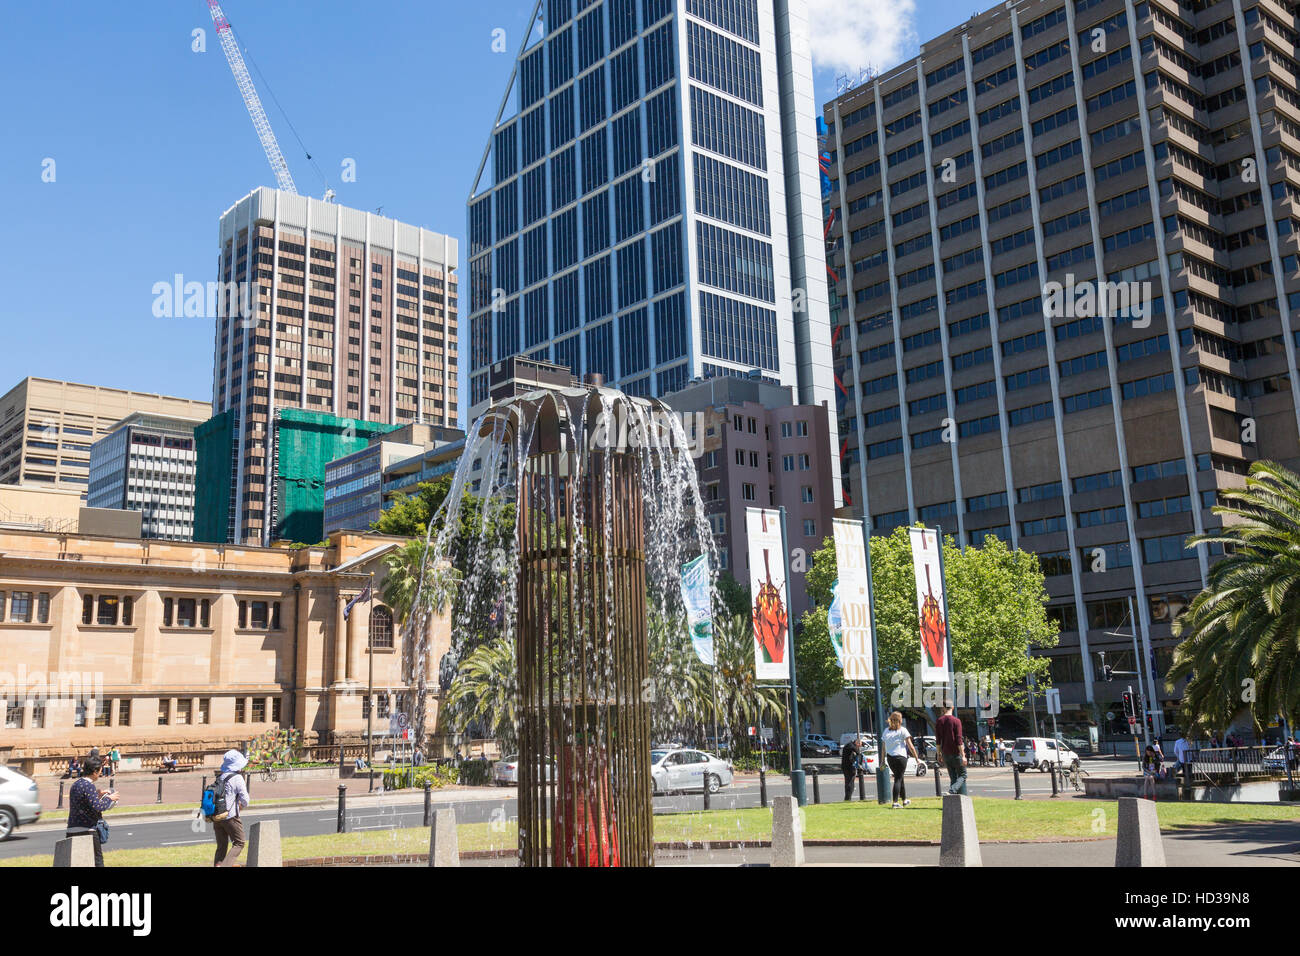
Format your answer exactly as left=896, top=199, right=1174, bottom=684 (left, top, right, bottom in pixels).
left=207, top=0, right=298, bottom=194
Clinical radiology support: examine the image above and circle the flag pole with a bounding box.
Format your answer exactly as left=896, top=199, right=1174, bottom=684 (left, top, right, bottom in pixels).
left=366, top=570, right=375, bottom=791
left=778, top=506, right=806, bottom=805
left=861, top=517, right=889, bottom=804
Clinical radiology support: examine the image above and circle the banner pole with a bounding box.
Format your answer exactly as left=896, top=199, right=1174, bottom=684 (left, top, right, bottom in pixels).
left=934, top=525, right=957, bottom=703
left=778, top=506, right=806, bottom=805
left=861, top=518, right=889, bottom=804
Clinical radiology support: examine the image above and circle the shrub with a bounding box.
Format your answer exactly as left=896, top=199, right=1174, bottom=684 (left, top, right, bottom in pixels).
left=381, top=763, right=458, bottom=791
left=457, top=759, right=493, bottom=787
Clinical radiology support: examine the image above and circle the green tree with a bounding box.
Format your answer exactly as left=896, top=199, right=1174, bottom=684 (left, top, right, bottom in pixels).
left=795, top=527, right=1057, bottom=716
left=714, top=571, right=751, bottom=620
left=1168, top=461, right=1300, bottom=734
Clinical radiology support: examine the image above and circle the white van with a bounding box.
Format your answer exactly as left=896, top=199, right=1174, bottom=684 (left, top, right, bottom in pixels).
left=1012, top=737, right=1080, bottom=773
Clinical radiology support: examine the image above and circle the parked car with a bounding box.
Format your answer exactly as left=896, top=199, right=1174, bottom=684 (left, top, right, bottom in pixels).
left=0, top=766, right=40, bottom=840
left=802, top=734, right=836, bottom=756
left=915, top=736, right=937, bottom=760
left=861, top=750, right=927, bottom=776
left=839, top=732, right=876, bottom=754
left=492, top=755, right=556, bottom=786
left=1012, top=737, right=1080, bottom=773
left=650, top=748, right=734, bottom=794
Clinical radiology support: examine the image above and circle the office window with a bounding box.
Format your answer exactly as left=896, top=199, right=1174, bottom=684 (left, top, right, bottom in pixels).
left=803, top=519, right=817, bottom=536
left=158, top=699, right=171, bottom=726
left=97, top=595, right=119, bottom=626
left=235, top=697, right=246, bottom=723
left=176, top=698, right=191, bottom=725
left=252, top=698, right=266, bottom=723
left=198, top=698, right=210, bottom=724
left=272, top=697, right=282, bottom=723
left=10, top=591, right=32, bottom=624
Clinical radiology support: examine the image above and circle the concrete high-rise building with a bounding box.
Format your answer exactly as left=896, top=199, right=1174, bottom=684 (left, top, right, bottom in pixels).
left=665, top=373, right=835, bottom=619
left=88, top=413, right=205, bottom=541
left=212, top=187, right=459, bottom=545
left=0, top=378, right=209, bottom=492
left=466, top=0, right=840, bottom=499
left=822, top=0, right=1300, bottom=733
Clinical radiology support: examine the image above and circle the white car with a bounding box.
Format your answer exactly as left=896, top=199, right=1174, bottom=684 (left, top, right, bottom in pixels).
left=0, top=766, right=41, bottom=840
left=650, top=748, right=734, bottom=794
left=862, top=750, right=927, bottom=776
left=1012, top=737, right=1080, bottom=773
left=492, top=755, right=556, bottom=786
left=839, top=732, right=876, bottom=754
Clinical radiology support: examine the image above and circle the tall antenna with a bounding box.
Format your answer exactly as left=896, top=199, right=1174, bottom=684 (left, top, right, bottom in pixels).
left=207, top=0, right=299, bottom=194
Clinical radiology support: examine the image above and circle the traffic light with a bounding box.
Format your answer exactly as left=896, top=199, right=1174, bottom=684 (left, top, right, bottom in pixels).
left=1102, top=664, right=1114, bottom=681
left=1121, top=691, right=1136, bottom=720
left=1146, top=714, right=1156, bottom=737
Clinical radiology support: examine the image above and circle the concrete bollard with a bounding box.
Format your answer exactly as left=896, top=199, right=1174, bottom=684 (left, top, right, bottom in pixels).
left=1115, top=797, right=1166, bottom=867
left=428, top=808, right=460, bottom=867
left=759, top=769, right=767, bottom=808
left=770, top=795, right=804, bottom=867
left=939, top=793, right=982, bottom=867
left=53, top=834, right=95, bottom=867
left=246, top=820, right=282, bottom=867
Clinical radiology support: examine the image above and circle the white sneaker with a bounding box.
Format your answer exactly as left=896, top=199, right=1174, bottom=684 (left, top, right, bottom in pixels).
left=891, top=802, right=901, bottom=808
left=903, top=799, right=911, bottom=806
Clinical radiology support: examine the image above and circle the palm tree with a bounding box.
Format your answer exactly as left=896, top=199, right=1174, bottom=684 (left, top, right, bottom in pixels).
left=445, top=633, right=518, bottom=750
left=1168, top=461, right=1300, bottom=734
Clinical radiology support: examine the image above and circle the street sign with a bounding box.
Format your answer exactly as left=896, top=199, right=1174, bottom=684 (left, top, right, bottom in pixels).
left=1045, top=688, right=1061, bottom=716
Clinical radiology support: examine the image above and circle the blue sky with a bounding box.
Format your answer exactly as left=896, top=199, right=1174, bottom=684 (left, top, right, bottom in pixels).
left=0, top=0, right=963, bottom=417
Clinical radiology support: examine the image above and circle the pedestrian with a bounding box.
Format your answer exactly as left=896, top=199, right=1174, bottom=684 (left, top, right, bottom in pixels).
left=1141, top=745, right=1163, bottom=800
left=883, top=712, right=921, bottom=808
left=1173, top=733, right=1190, bottom=772
left=109, top=745, right=121, bottom=776
left=936, top=700, right=968, bottom=795
left=840, top=737, right=860, bottom=801
left=65, top=756, right=119, bottom=867
left=212, top=749, right=251, bottom=867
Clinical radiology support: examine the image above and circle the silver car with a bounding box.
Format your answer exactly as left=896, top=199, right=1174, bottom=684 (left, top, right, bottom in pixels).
left=0, top=766, right=41, bottom=840
left=650, top=748, right=733, bottom=794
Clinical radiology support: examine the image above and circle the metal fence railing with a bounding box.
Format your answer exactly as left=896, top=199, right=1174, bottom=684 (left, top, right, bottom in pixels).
left=1187, top=746, right=1279, bottom=780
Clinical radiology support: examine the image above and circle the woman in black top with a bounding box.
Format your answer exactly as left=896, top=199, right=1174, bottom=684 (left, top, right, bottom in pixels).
left=66, top=757, right=119, bottom=866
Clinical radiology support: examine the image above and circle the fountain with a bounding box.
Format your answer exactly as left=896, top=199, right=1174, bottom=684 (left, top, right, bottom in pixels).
left=403, top=378, right=714, bottom=866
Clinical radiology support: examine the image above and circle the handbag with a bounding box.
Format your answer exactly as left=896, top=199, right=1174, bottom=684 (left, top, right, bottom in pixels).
left=95, top=819, right=110, bottom=845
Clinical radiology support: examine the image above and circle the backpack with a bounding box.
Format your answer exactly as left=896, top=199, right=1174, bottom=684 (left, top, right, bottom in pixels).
left=201, top=772, right=230, bottom=822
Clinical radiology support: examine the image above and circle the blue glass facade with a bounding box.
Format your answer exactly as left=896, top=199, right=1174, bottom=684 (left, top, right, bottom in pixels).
left=468, top=0, right=837, bottom=425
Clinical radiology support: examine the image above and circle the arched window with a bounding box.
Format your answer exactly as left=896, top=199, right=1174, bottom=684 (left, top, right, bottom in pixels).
left=369, top=605, right=393, bottom=649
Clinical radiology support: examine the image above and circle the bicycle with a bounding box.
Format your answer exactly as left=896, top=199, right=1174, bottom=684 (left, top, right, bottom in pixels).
left=1058, top=761, right=1089, bottom=792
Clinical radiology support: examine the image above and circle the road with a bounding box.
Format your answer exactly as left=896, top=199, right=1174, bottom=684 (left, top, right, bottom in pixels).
left=0, top=759, right=1129, bottom=861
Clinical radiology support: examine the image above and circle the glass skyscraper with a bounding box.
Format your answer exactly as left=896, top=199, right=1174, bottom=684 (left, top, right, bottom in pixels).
left=467, top=0, right=839, bottom=497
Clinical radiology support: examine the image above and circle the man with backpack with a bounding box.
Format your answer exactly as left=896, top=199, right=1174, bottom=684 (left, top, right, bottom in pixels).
left=205, top=749, right=251, bottom=867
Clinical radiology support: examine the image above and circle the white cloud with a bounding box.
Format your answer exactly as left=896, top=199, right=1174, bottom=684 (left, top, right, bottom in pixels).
left=805, top=0, right=918, bottom=79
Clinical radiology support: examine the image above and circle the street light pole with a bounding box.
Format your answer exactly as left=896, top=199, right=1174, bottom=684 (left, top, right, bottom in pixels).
left=778, top=506, right=806, bottom=806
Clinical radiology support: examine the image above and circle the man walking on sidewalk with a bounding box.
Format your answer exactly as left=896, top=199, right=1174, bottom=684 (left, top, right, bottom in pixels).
left=213, top=749, right=251, bottom=867
left=936, top=700, right=968, bottom=795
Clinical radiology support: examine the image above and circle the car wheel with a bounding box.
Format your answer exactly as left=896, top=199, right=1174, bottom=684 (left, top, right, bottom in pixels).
left=916, top=763, right=927, bottom=777
left=705, top=773, right=721, bottom=794
left=0, top=808, right=15, bottom=841
left=1039, top=761, right=1051, bottom=773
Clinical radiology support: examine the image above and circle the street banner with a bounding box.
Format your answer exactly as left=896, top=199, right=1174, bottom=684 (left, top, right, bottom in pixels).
left=832, top=517, right=875, bottom=682
left=745, top=507, right=790, bottom=681
left=679, top=554, right=715, bottom=666
left=827, top=580, right=843, bottom=667
left=909, top=526, right=950, bottom=683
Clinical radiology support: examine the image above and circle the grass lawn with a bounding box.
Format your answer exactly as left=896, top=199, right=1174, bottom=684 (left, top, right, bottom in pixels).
left=3, top=798, right=1295, bottom=867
